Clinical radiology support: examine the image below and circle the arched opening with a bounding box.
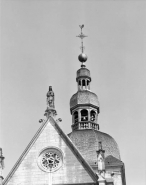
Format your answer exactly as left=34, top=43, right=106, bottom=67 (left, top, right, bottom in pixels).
left=78, top=80, right=82, bottom=90
left=81, top=109, right=88, bottom=121
left=90, top=110, right=96, bottom=122
left=74, top=111, right=78, bottom=124
left=87, top=80, right=89, bottom=85
left=82, top=79, right=86, bottom=90
left=87, top=80, right=90, bottom=89
left=78, top=80, right=81, bottom=86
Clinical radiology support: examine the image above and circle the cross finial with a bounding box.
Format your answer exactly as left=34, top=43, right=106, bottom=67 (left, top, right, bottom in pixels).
left=79, top=25, right=84, bottom=33
left=76, top=24, right=87, bottom=53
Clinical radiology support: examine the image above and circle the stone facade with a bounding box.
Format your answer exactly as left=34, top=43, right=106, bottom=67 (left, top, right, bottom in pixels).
left=3, top=117, right=97, bottom=185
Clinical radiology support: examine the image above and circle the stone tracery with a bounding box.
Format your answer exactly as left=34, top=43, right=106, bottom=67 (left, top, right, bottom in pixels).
left=38, top=148, right=63, bottom=172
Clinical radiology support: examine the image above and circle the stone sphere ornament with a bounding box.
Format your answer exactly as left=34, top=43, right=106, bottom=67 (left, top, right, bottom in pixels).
left=78, top=53, right=88, bottom=63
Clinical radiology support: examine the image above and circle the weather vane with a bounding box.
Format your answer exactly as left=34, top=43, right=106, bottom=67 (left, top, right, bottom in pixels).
left=76, top=25, right=87, bottom=53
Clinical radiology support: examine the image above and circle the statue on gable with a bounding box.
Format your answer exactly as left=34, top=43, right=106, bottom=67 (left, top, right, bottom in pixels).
left=44, top=86, right=57, bottom=118
left=96, top=141, right=105, bottom=178
left=96, top=142, right=106, bottom=185
left=46, top=86, right=55, bottom=109
left=97, top=152, right=105, bottom=171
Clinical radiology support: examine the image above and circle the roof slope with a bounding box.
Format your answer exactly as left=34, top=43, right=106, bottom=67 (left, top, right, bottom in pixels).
left=3, top=117, right=98, bottom=185
left=68, top=129, right=121, bottom=166
left=105, top=155, right=123, bottom=167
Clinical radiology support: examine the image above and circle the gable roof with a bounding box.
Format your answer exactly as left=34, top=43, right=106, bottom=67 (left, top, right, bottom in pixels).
left=3, top=116, right=98, bottom=185
left=105, top=155, right=123, bottom=167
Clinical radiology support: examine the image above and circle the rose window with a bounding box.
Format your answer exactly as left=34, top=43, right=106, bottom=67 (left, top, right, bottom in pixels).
left=38, top=147, right=63, bottom=172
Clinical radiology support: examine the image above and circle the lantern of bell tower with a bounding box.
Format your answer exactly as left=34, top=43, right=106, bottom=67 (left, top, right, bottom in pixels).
left=70, top=25, right=100, bottom=131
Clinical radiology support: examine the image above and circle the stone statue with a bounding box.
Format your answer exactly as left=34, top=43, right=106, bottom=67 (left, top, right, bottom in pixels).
left=96, top=142, right=105, bottom=173
left=46, top=86, right=55, bottom=109
left=44, top=86, right=57, bottom=118
left=97, top=152, right=105, bottom=171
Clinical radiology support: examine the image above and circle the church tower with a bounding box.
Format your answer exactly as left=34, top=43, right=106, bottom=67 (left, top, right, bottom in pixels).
left=2, top=25, right=126, bottom=185
left=69, top=25, right=126, bottom=185
left=70, top=25, right=100, bottom=131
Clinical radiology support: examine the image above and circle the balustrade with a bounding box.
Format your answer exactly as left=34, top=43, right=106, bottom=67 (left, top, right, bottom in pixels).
left=72, top=121, right=98, bottom=131
left=80, top=122, right=89, bottom=129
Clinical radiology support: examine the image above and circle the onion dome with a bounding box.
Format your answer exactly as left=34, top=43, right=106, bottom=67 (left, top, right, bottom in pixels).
left=70, top=91, right=100, bottom=114
left=68, top=129, right=121, bottom=166
left=76, top=67, right=91, bottom=82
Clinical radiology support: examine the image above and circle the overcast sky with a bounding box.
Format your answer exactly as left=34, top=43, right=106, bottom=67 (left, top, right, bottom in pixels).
left=1, top=1, right=146, bottom=185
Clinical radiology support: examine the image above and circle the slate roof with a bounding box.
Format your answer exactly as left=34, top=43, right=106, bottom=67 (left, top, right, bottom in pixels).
left=68, top=129, right=121, bottom=166
left=105, top=155, right=123, bottom=167
left=70, top=91, right=100, bottom=112
left=76, top=67, right=91, bottom=80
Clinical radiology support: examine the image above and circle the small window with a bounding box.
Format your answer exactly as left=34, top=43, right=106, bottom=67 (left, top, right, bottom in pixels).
left=87, top=80, right=90, bottom=89
left=79, top=80, right=81, bottom=86
left=82, top=79, right=86, bottom=86
left=87, top=80, right=89, bottom=85
left=90, top=110, right=96, bottom=122
left=74, top=111, right=78, bottom=123
left=81, top=109, right=88, bottom=121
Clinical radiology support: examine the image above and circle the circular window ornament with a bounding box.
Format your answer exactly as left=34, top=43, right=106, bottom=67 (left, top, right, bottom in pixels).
left=37, top=147, right=63, bottom=172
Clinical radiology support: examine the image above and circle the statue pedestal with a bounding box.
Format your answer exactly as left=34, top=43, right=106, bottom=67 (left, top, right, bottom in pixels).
left=98, top=179, right=106, bottom=185
left=97, top=171, right=106, bottom=185
left=44, top=108, right=57, bottom=118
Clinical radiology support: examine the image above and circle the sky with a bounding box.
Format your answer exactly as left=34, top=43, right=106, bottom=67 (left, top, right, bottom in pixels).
left=0, top=0, right=146, bottom=185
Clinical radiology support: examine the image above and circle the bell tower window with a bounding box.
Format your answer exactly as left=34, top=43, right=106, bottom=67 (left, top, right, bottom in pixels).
left=81, top=109, right=88, bottom=121
left=87, top=80, right=90, bottom=90
left=79, top=80, right=81, bottom=85
left=74, top=111, right=78, bottom=124
left=77, top=78, right=90, bottom=90
left=82, top=79, right=86, bottom=90
left=78, top=80, right=81, bottom=90
left=90, top=110, right=96, bottom=122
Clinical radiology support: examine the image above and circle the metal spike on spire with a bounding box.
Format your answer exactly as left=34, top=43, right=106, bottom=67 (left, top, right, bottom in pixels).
left=76, top=24, right=87, bottom=53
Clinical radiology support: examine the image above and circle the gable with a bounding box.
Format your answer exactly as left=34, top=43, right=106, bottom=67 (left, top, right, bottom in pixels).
left=105, top=155, right=123, bottom=167
left=4, top=117, right=97, bottom=185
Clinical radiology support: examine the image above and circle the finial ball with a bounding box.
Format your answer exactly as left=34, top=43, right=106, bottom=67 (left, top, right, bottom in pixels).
left=78, top=53, right=88, bottom=62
